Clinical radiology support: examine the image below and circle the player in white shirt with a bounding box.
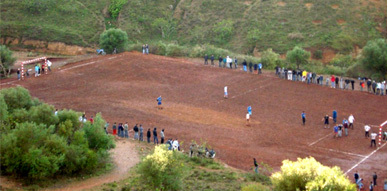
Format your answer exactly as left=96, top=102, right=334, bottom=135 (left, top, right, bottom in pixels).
left=224, top=86, right=228, bottom=98
left=348, top=114, right=355, bottom=129
left=370, top=132, right=377, bottom=147
left=246, top=112, right=250, bottom=126
left=364, top=125, right=371, bottom=138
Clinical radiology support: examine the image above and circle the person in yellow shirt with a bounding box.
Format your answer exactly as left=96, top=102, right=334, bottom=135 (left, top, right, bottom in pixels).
left=302, top=70, right=307, bottom=82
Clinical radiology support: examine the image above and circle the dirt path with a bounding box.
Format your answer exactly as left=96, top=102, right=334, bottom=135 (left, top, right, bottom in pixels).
left=0, top=139, right=139, bottom=191
left=46, top=139, right=139, bottom=191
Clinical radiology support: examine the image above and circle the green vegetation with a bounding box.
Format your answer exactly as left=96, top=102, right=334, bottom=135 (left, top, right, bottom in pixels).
left=271, top=157, right=356, bottom=191
left=0, top=45, right=16, bottom=78
left=0, top=87, right=115, bottom=182
left=108, top=0, right=127, bottom=19
left=96, top=141, right=273, bottom=191
left=359, top=38, right=387, bottom=80
left=286, top=46, right=311, bottom=69
left=99, top=28, right=128, bottom=53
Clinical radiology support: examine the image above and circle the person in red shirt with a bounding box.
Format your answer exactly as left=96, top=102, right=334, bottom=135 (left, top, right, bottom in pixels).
left=331, top=75, right=335, bottom=88
left=89, top=116, right=94, bottom=124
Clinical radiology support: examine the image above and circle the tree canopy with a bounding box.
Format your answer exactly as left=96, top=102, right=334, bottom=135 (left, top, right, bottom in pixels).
left=286, top=46, right=311, bottom=69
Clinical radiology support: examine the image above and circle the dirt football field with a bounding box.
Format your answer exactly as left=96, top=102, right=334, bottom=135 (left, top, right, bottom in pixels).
left=2, top=52, right=387, bottom=186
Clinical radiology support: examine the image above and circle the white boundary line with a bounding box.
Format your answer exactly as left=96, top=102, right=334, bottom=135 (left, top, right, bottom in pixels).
left=314, top=146, right=366, bottom=158
left=345, top=142, right=387, bottom=174
left=308, top=133, right=332, bottom=146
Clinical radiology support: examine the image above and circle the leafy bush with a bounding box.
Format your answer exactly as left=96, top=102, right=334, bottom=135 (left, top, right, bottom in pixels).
left=166, top=44, right=188, bottom=57
left=261, top=48, right=280, bottom=69
left=108, top=0, right=127, bottom=19
left=83, top=113, right=115, bottom=151
left=0, top=86, right=33, bottom=112
left=241, top=183, right=270, bottom=191
left=332, top=33, right=354, bottom=54
left=324, top=65, right=345, bottom=76
left=151, top=41, right=167, bottom=55
left=99, top=28, right=128, bottom=54
left=0, top=45, right=16, bottom=78
left=137, top=145, right=186, bottom=190
left=0, top=87, right=115, bottom=181
left=330, top=54, right=354, bottom=68
left=313, top=50, right=323, bottom=59
left=271, top=157, right=356, bottom=191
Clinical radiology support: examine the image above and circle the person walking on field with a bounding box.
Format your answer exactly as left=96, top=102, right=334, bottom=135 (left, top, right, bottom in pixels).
left=234, top=57, right=238, bottom=69
left=133, top=124, right=139, bottom=140
left=146, top=44, right=149, bottom=54
left=333, top=110, right=337, bottom=123
left=373, top=172, right=377, bottom=186
left=246, top=112, right=250, bottom=126
left=338, top=124, right=343, bottom=137
left=153, top=127, right=159, bottom=144
left=354, top=171, right=360, bottom=183
left=343, top=119, right=349, bottom=136
left=365, top=125, right=371, bottom=138
left=333, top=125, right=338, bottom=138
left=253, top=158, right=259, bottom=173
left=322, top=115, right=332, bottom=129
left=147, top=128, right=151, bottom=143
left=301, top=111, right=306, bottom=125
left=249, top=61, right=253, bottom=73
left=258, top=63, right=262, bottom=74
left=142, top=44, right=145, bottom=54
left=348, top=114, right=355, bottom=129
left=224, top=86, right=228, bottom=99
left=204, top=54, right=208, bottom=65
left=210, top=55, right=215, bottom=66
left=370, top=132, right=377, bottom=147
left=223, top=57, right=227, bottom=68
left=157, top=95, right=163, bottom=109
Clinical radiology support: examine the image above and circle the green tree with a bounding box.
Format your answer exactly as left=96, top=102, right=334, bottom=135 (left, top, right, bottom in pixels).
left=0, top=94, right=8, bottom=124
left=261, top=49, right=280, bottom=69
left=360, top=38, right=387, bottom=80
left=286, top=46, right=311, bottom=69
left=0, top=45, right=16, bottom=78
left=99, top=28, right=128, bottom=54
left=271, top=157, right=356, bottom=191
left=212, top=20, right=234, bottom=44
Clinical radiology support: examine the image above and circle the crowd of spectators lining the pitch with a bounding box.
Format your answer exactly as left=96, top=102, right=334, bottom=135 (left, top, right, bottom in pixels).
left=203, top=54, right=386, bottom=96
left=275, top=66, right=386, bottom=95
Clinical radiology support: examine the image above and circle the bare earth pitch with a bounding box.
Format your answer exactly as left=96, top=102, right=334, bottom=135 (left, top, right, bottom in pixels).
left=2, top=52, right=386, bottom=184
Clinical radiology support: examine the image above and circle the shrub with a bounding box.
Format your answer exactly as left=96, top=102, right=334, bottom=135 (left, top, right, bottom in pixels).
left=0, top=45, right=16, bottom=78
left=241, top=183, right=270, bottom=191
left=28, top=103, right=59, bottom=127
left=0, top=86, right=32, bottom=112
left=99, top=28, right=128, bottom=54
left=324, top=65, right=345, bottom=76
left=0, top=94, right=8, bottom=124
left=330, top=54, right=354, bottom=68
left=83, top=113, right=115, bottom=151
left=23, top=0, right=55, bottom=14
left=313, top=50, right=323, bottom=59
left=151, top=41, right=167, bottom=55
left=261, top=48, right=280, bottom=69
left=166, top=44, right=188, bottom=57
left=271, top=157, right=356, bottom=191
left=212, top=19, right=234, bottom=44
left=332, top=33, right=354, bottom=54
left=137, top=145, right=186, bottom=190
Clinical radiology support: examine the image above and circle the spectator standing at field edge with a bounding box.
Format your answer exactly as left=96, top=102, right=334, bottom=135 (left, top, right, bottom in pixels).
left=253, top=158, right=259, bottom=173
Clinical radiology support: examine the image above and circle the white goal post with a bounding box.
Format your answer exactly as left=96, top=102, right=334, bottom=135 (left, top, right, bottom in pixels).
left=21, top=57, right=47, bottom=80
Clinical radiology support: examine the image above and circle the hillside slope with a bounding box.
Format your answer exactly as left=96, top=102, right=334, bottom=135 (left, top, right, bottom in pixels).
left=0, top=0, right=386, bottom=54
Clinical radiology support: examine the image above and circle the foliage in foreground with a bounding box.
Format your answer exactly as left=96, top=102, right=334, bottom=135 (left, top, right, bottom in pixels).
left=0, top=87, right=115, bottom=181
left=137, top=145, right=186, bottom=191
left=271, top=157, right=356, bottom=191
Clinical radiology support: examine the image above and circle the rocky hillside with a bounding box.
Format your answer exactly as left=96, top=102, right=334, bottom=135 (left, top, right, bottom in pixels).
left=1, top=0, right=386, bottom=55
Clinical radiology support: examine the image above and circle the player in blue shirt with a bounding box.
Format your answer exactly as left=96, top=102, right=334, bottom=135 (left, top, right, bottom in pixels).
left=157, top=96, right=162, bottom=110
left=301, top=111, right=306, bottom=125
left=247, top=106, right=252, bottom=116
left=332, top=110, right=337, bottom=123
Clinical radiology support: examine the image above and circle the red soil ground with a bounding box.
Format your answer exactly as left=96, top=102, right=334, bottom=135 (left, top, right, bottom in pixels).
left=1, top=52, right=387, bottom=188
